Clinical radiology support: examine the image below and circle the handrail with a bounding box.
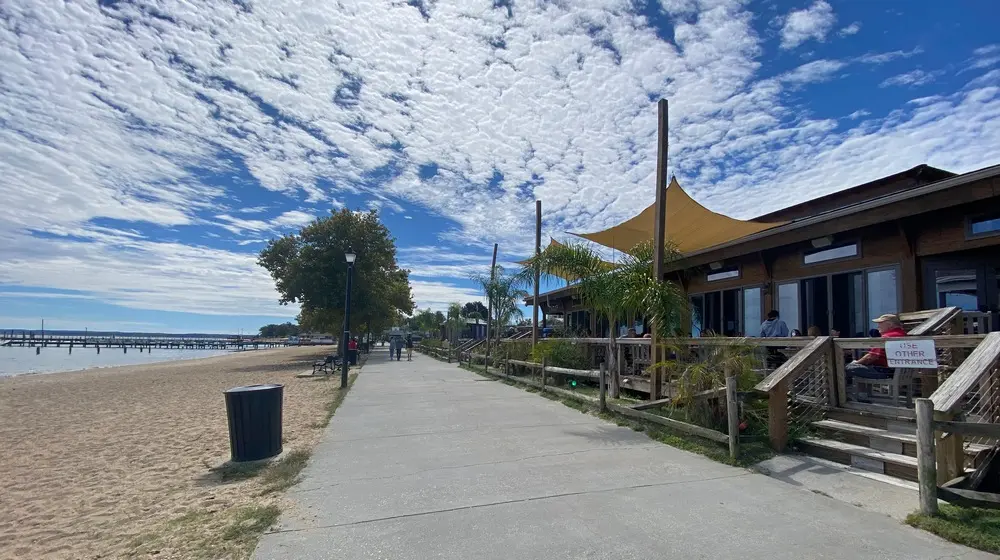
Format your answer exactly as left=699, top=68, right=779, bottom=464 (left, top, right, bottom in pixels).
left=833, top=334, right=984, bottom=350
left=930, top=332, right=1000, bottom=414
left=508, top=359, right=541, bottom=368
left=534, top=336, right=814, bottom=348
left=906, top=306, right=962, bottom=336
left=755, top=336, right=830, bottom=393
left=545, top=365, right=601, bottom=378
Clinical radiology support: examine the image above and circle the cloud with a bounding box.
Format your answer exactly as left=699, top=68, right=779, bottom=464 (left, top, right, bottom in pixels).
left=779, top=1, right=837, bottom=50
left=880, top=69, right=943, bottom=88
left=838, top=22, right=861, bottom=37
left=0, top=0, right=998, bottom=322
left=847, top=109, right=870, bottom=120
left=780, top=59, right=846, bottom=86
left=857, top=47, right=923, bottom=65
left=409, top=280, right=486, bottom=312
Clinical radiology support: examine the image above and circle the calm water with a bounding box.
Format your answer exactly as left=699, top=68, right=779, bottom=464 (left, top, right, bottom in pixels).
left=0, top=346, right=231, bottom=377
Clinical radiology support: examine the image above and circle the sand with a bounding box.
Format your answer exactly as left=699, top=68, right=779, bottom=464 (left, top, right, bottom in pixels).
left=0, top=346, right=339, bottom=559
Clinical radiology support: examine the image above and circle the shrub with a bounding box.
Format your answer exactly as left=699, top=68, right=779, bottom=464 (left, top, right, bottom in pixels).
left=529, top=339, right=589, bottom=369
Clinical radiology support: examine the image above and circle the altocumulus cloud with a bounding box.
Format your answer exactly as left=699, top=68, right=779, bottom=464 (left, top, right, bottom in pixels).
left=0, top=0, right=999, bottom=316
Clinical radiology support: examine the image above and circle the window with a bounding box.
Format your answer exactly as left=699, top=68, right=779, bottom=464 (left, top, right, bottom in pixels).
left=690, top=295, right=704, bottom=337
left=968, top=214, right=1000, bottom=238
left=778, top=282, right=800, bottom=333
left=803, top=243, right=859, bottom=265
left=743, top=287, right=762, bottom=337
left=707, top=268, right=740, bottom=282
left=934, top=269, right=979, bottom=311
left=867, top=268, right=899, bottom=323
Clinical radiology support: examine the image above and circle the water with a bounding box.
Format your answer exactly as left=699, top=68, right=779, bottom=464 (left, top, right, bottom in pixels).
left=0, top=346, right=231, bottom=377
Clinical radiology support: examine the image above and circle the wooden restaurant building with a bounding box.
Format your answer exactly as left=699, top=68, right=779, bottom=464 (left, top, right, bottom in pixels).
left=527, top=163, right=1000, bottom=338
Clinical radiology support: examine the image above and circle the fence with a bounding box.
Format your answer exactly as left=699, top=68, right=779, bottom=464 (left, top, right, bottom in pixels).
left=916, top=331, right=1000, bottom=513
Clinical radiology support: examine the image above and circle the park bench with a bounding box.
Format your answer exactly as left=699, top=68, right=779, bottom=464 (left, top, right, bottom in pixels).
left=312, top=355, right=339, bottom=375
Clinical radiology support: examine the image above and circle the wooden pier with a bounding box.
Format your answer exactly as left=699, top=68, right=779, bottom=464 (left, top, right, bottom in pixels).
left=0, top=332, right=286, bottom=353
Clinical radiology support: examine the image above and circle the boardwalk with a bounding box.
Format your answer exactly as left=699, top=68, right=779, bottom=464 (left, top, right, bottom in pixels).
left=255, top=348, right=992, bottom=559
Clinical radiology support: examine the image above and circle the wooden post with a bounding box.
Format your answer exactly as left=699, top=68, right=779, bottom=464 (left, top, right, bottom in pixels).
left=532, top=200, right=541, bottom=348
left=824, top=338, right=838, bottom=406
left=726, top=372, right=739, bottom=461
left=541, top=356, right=548, bottom=388
left=610, top=349, right=621, bottom=400
left=599, top=362, right=607, bottom=412
left=650, top=98, right=669, bottom=402
left=915, top=398, right=939, bottom=515
left=484, top=242, right=498, bottom=362
left=835, top=341, right=847, bottom=407
left=768, top=380, right=789, bottom=451
left=935, top=411, right=965, bottom=484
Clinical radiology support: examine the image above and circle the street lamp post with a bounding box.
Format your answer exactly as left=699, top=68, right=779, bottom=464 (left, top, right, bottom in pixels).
left=341, top=247, right=357, bottom=389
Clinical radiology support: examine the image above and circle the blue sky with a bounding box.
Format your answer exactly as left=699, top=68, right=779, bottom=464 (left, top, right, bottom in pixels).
left=1, top=0, right=998, bottom=333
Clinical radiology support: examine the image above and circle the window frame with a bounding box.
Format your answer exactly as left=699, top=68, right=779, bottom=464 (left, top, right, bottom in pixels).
left=966, top=212, right=1000, bottom=240
left=802, top=242, right=861, bottom=266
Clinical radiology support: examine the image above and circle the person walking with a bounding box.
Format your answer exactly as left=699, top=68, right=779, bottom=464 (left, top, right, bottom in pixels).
left=405, top=334, right=414, bottom=361
left=395, top=336, right=402, bottom=361
left=388, top=336, right=397, bottom=361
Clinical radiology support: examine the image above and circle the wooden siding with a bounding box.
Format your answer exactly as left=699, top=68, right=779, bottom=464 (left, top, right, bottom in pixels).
left=915, top=205, right=1000, bottom=256
left=686, top=254, right=769, bottom=294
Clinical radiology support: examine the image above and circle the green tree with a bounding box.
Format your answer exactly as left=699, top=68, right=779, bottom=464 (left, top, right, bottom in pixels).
left=518, top=240, right=688, bottom=376
left=405, top=308, right=440, bottom=335
left=257, top=209, right=414, bottom=337
left=461, top=301, right=488, bottom=320
left=445, top=302, right=465, bottom=345
left=470, top=265, right=528, bottom=346
left=258, top=322, right=300, bottom=338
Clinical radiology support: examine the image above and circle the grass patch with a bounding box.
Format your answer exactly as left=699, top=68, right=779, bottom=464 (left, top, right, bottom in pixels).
left=464, top=364, right=772, bottom=468
left=906, top=505, right=1000, bottom=554
left=260, top=449, right=312, bottom=495
left=128, top=504, right=282, bottom=559
left=220, top=504, right=282, bottom=543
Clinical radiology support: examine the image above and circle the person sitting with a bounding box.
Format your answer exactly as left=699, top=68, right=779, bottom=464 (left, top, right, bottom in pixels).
left=845, top=313, right=908, bottom=389
left=806, top=325, right=822, bottom=337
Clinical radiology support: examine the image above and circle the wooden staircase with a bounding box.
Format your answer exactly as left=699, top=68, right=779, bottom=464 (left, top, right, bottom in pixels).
left=798, top=407, right=984, bottom=482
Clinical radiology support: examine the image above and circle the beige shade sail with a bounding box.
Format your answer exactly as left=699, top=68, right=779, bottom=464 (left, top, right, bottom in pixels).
left=576, top=177, right=787, bottom=255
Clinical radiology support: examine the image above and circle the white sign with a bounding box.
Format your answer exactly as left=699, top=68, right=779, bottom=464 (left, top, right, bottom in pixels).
left=885, top=339, right=938, bottom=369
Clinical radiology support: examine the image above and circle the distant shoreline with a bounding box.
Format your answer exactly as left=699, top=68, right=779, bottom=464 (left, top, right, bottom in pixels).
left=0, top=346, right=264, bottom=379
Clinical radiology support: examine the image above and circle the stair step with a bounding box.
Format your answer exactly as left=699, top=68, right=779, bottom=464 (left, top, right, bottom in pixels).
left=799, top=438, right=918, bottom=481
left=813, top=419, right=991, bottom=459
left=813, top=419, right=916, bottom=442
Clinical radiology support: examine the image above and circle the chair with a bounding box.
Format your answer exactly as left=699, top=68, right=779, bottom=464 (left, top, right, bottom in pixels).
left=857, top=368, right=915, bottom=407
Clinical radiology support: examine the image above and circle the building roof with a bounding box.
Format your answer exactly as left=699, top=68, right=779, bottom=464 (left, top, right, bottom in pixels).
left=526, top=162, right=999, bottom=305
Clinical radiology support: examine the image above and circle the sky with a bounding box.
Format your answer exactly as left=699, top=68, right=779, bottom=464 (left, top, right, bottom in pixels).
left=1, top=0, right=999, bottom=334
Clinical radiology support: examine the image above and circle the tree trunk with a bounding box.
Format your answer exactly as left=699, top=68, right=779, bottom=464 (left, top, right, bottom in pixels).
left=607, top=332, right=620, bottom=399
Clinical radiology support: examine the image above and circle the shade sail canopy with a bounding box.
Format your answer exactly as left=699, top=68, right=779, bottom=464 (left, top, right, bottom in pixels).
left=576, top=177, right=787, bottom=255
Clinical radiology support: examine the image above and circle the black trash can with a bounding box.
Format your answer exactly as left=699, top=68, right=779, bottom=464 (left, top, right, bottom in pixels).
left=348, top=348, right=359, bottom=365
left=224, top=384, right=283, bottom=462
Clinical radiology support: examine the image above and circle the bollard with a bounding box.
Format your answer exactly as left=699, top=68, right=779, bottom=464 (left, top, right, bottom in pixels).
left=916, top=398, right=938, bottom=515
left=726, top=374, right=740, bottom=461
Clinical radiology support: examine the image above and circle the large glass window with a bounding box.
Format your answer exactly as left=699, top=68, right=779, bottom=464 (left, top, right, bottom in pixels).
left=867, top=268, right=899, bottom=322
left=743, top=287, right=762, bottom=337
left=778, top=282, right=800, bottom=333
left=690, top=295, right=704, bottom=337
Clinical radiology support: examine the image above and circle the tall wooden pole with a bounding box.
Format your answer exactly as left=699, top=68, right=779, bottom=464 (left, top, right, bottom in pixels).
left=484, top=242, right=499, bottom=360
left=650, top=98, right=669, bottom=401
left=532, top=200, right=542, bottom=347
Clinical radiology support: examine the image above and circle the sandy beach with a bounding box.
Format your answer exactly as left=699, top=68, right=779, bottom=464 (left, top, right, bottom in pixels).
left=0, top=346, right=338, bottom=559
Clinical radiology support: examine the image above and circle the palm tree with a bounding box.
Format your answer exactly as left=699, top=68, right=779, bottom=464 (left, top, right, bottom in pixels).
left=445, top=302, right=464, bottom=346
left=470, top=265, right=529, bottom=349
left=519, top=240, right=689, bottom=390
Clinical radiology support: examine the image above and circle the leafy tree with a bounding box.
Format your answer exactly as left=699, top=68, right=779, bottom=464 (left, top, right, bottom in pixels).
left=518, top=240, right=688, bottom=379
left=258, top=322, right=300, bottom=338
left=258, top=209, right=414, bottom=338
left=404, top=308, right=440, bottom=334
left=461, top=301, right=488, bottom=320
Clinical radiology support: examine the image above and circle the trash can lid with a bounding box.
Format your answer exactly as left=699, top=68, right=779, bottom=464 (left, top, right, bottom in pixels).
left=224, top=383, right=283, bottom=393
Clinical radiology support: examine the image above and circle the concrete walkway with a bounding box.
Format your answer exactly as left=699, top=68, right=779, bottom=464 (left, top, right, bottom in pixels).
left=256, top=348, right=992, bottom=559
